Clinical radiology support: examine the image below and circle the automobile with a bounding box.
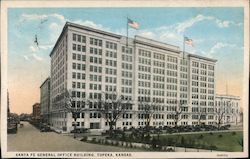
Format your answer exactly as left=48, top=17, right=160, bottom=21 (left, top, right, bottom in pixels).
left=40, top=124, right=51, bottom=132
left=8, top=123, right=17, bottom=134
left=70, top=128, right=89, bottom=133
left=7, top=117, right=18, bottom=134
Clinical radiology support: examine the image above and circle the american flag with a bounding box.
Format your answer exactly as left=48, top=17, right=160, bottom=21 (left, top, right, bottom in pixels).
left=184, top=37, right=194, bottom=47
left=128, top=18, right=139, bottom=29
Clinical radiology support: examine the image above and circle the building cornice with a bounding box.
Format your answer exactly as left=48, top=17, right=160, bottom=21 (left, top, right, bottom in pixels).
left=188, top=54, right=217, bottom=62
left=40, top=77, right=51, bottom=88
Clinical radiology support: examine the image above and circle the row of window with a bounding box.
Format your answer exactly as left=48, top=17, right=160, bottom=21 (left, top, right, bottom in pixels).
left=122, top=71, right=132, bottom=78
left=154, top=52, right=165, bottom=60
left=121, top=87, right=132, bottom=94
left=153, top=75, right=165, bottom=82
left=72, top=44, right=86, bottom=52
left=72, top=53, right=86, bottom=61
left=90, top=37, right=102, bottom=46
left=106, top=41, right=117, bottom=50
left=90, top=65, right=102, bottom=73
left=154, top=61, right=165, bottom=68
left=72, top=81, right=86, bottom=89
left=153, top=68, right=165, bottom=75
left=106, top=68, right=117, bottom=75
left=72, top=63, right=86, bottom=71
left=106, top=50, right=117, bottom=58
left=72, top=72, right=86, bottom=80
left=120, top=78, right=131, bottom=86
left=139, top=57, right=151, bottom=65
left=138, top=65, right=151, bottom=73
left=90, top=47, right=102, bottom=55
left=138, top=81, right=150, bottom=87
left=122, top=54, right=133, bottom=62
left=105, top=85, right=117, bottom=92
left=72, top=34, right=86, bottom=43
left=139, top=49, right=151, bottom=57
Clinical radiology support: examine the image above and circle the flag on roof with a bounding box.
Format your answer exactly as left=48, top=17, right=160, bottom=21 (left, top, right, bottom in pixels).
left=184, top=37, right=194, bottom=47
left=128, top=18, right=139, bottom=29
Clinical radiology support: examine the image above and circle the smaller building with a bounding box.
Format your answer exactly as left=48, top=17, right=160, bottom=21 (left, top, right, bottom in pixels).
left=32, top=103, right=41, bottom=120
left=40, top=77, right=51, bottom=125
left=215, top=94, right=241, bottom=125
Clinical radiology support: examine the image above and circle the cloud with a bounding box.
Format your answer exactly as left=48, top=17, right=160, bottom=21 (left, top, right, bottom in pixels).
left=32, top=54, right=43, bottom=61
left=21, top=13, right=66, bottom=23
left=29, top=44, right=52, bottom=53
left=216, top=19, right=230, bottom=28
left=23, top=55, right=30, bottom=61
left=207, top=42, right=238, bottom=58
left=22, top=53, right=43, bottom=61
left=175, top=14, right=213, bottom=33
left=49, top=22, right=60, bottom=30
left=39, top=44, right=53, bottom=50
left=138, top=30, right=156, bottom=39
left=29, top=46, right=38, bottom=52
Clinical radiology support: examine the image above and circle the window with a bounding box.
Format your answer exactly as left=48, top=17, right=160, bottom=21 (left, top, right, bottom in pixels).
left=73, top=34, right=76, bottom=41
left=73, top=44, right=76, bottom=50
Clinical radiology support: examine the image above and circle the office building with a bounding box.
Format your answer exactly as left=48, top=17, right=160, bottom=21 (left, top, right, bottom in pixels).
left=32, top=103, right=41, bottom=120
left=49, top=22, right=217, bottom=132
left=40, top=77, right=51, bottom=124
left=215, top=94, right=241, bottom=125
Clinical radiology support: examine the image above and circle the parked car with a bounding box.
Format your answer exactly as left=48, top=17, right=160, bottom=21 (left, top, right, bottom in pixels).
left=7, top=117, right=18, bottom=134
left=40, top=124, right=51, bottom=132
left=70, top=128, right=89, bottom=133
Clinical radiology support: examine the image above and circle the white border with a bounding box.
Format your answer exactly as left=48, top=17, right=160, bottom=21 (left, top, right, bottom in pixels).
left=1, top=0, right=249, bottom=158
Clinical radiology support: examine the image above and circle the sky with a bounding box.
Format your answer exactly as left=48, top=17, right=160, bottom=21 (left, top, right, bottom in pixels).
left=7, top=7, right=244, bottom=114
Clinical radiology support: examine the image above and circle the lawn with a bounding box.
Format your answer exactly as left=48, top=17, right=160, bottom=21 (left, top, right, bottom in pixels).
left=159, top=131, right=243, bottom=152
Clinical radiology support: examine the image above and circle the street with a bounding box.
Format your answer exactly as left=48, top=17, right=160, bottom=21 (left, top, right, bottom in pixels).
left=7, top=122, right=138, bottom=152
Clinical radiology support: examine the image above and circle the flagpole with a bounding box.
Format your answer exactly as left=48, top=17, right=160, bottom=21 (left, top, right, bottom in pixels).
left=183, top=36, right=185, bottom=59
left=126, top=17, right=128, bottom=47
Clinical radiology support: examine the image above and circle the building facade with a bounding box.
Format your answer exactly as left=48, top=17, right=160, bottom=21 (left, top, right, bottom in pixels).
left=215, top=94, right=241, bottom=125
left=49, top=22, right=217, bottom=132
left=32, top=103, right=41, bottom=120
left=40, top=77, right=51, bottom=124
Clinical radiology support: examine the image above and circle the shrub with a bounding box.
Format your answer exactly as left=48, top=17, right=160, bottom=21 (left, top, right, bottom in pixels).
left=130, top=143, right=133, bottom=148
left=80, top=136, right=88, bottom=141
left=218, top=134, right=223, bottom=138
left=115, top=141, right=119, bottom=146
left=198, top=134, right=204, bottom=139
left=105, top=140, right=110, bottom=145
left=210, top=145, right=217, bottom=150
left=126, top=142, right=129, bottom=147
left=209, top=132, right=213, bottom=135
left=232, top=132, right=236, bottom=135
left=91, top=138, right=96, bottom=143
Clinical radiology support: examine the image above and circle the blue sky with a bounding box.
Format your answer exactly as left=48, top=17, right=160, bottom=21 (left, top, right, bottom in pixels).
left=8, top=7, right=244, bottom=114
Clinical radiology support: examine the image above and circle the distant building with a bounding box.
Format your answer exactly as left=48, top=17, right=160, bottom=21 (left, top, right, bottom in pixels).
left=40, top=77, right=51, bottom=124
left=49, top=22, right=217, bottom=132
left=32, top=103, right=41, bottom=120
left=215, top=94, right=241, bottom=125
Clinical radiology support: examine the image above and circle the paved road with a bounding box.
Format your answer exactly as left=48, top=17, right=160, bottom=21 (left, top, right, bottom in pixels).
left=7, top=122, right=138, bottom=152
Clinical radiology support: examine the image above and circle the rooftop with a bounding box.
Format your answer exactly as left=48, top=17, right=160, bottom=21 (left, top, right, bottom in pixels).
left=49, top=22, right=217, bottom=62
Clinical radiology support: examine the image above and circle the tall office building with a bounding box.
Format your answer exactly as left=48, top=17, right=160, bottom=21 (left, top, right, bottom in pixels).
left=49, top=22, right=217, bottom=132
left=40, top=77, right=51, bottom=124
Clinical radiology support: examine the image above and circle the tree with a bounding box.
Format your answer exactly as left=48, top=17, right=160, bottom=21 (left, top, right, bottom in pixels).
left=64, top=89, right=89, bottom=138
left=215, top=107, right=225, bottom=130
left=171, top=104, right=183, bottom=128
left=137, top=96, right=162, bottom=138
left=97, top=92, right=130, bottom=135
left=138, top=99, right=155, bottom=131
left=197, top=107, right=207, bottom=126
